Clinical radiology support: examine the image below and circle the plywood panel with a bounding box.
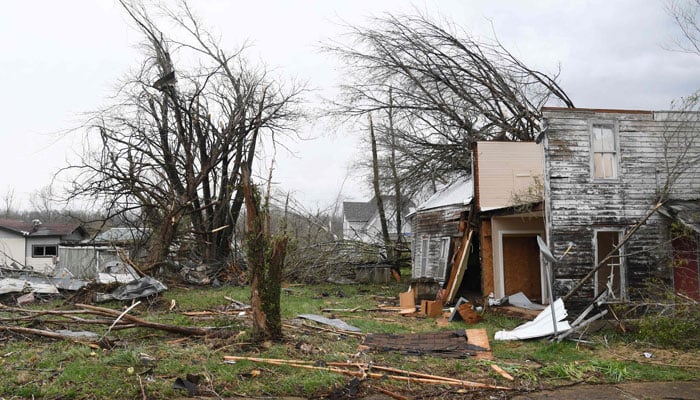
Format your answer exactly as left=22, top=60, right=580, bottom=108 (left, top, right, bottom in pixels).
left=480, top=219, right=494, bottom=296
left=502, top=235, right=541, bottom=300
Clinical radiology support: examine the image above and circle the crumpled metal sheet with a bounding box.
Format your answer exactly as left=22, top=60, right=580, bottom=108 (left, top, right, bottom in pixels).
left=297, top=314, right=362, bottom=332
left=0, top=277, right=59, bottom=295
left=106, top=276, right=168, bottom=301
left=494, top=298, right=571, bottom=340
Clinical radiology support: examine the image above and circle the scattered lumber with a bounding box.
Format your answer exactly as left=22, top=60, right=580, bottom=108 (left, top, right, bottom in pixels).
left=222, top=356, right=510, bottom=390
left=490, top=364, right=514, bottom=381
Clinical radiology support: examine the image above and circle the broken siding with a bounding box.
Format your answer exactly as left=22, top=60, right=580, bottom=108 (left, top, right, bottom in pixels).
left=543, top=109, right=700, bottom=306
left=410, top=206, right=466, bottom=281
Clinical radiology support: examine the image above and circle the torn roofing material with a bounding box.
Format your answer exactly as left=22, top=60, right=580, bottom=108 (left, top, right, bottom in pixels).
left=494, top=298, right=571, bottom=341
left=661, top=199, right=700, bottom=234
left=362, top=330, right=486, bottom=358
left=409, top=176, right=473, bottom=216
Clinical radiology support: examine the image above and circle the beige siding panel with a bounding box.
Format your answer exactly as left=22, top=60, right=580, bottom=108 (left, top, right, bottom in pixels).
left=476, top=141, right=544, bottom=210
left=0, top=230, right=26, bottom=267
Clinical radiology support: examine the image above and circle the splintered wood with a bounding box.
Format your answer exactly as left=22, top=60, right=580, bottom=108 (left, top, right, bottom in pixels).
left=222, top=356, right=509, bottom=390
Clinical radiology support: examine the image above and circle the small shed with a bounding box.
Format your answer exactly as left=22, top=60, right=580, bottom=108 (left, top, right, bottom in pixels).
left=407, top=176, right=474, bottom=284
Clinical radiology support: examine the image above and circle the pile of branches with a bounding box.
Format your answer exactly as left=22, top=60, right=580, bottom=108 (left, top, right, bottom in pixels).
left=0, top=302, right=213, bottom=345
left=284, top=240, right=390, bottom=283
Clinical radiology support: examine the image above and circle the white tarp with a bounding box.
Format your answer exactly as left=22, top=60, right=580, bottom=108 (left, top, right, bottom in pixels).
left=494, top=298, right=571, bottom=341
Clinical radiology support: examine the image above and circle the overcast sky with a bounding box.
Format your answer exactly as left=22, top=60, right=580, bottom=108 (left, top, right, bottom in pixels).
left=1, top=0, right=698, bottom=213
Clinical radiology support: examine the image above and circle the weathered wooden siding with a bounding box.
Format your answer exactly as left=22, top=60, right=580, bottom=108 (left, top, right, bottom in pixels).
left=542, top=108, right=700, bottom=308
left=410, top=205, right=467, bottom=282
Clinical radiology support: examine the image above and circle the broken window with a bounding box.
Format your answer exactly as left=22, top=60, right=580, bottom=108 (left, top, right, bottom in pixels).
left=419, top=236, right=429, bottom=277
left=594, top=230, right=625, bottom=300
left=436, top=237, right=451, bottom=281
left=32, top=245, right=58, bottom=258
left=591, top=122, right=618, bottom=179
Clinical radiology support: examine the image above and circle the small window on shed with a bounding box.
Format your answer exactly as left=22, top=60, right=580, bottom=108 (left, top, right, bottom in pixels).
left=32, top=245, right=57, bottom=258
left=591, top=123, right=618, bottom=179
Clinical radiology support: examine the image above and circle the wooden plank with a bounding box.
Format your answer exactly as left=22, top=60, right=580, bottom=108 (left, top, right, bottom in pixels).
left=490, top=364, right=514, bottom=381
left=444, top=229, right=473, bottom=304
left=465, top=328, right=493, bottom=360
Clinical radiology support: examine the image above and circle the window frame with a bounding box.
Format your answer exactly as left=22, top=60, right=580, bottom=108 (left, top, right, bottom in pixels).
left=589, top=120, right=620, bottom=181
left=32, top=244, right=58, bottom=258
left=593, top=229, right=626, bottom=301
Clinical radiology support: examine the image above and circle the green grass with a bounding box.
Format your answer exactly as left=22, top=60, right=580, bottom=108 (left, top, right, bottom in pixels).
left=1, top=282, right=698, bottom=398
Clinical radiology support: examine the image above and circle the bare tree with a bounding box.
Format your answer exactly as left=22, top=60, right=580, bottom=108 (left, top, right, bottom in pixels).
left=667, top=0, right=700, bottom=55
left=29, top=185, right=56, bottom=222
left=326, top=12, right=573, bottom=195
left=63, top=1, right=304, bottom=270
left=2, top=187, right=15, bottom=218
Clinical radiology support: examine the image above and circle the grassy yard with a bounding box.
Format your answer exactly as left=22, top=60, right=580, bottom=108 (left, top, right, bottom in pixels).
left=0, top=279, right=698, bottom=399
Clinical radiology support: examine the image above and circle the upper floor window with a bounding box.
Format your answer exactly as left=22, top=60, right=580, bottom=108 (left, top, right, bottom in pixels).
left=591, top=122, right=618, bottom=179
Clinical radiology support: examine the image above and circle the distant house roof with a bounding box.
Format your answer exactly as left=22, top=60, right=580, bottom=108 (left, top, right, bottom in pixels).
left=661, top=199, right=700, bottom=234
left=0, top=219, right=84, bottom=237
left=343, top=196, right=415, bottom=223
left=343, top=201, right=376, bottom=223
left=94, top=227, right=149, bottom=243
left=411, top=176, right=473, bottom=215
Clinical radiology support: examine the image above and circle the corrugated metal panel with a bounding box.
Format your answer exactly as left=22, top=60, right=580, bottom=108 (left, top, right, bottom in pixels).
left=58, top=247, right=123, bottom=279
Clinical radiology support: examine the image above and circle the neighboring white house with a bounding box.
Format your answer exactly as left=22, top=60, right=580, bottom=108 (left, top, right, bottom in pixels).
left=342, top=196, right=414, bottom=243
left=0, top=219, right=88, bottom=274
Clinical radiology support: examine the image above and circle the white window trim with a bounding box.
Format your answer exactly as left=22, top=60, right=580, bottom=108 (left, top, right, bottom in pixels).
left=589, top=120, right=620, bottom=181
left=593, top=228, right=626, bottom=301
left=495, top=230, right=547, bottom=303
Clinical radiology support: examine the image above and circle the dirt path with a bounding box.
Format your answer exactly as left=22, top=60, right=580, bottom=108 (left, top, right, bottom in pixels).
left=510, top=381, right=700, bottom=400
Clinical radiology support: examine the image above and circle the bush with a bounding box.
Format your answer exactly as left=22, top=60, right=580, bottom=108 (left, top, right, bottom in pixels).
left=635, top=301, right=700, bottom=349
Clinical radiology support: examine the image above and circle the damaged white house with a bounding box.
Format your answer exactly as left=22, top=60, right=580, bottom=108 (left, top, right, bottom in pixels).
left=0, top=219, right=88, bottom=274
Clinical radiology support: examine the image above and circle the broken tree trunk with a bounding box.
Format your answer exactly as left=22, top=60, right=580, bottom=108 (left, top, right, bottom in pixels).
left=241, top=166, right=286, bottom=342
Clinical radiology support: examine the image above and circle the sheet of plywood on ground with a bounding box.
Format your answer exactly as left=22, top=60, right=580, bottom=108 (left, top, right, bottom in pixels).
left=465, top=328, right=493, bottom=360
left=481, top=219, right=494, bottom=297
left=444, top=229, right=473, bottom=305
